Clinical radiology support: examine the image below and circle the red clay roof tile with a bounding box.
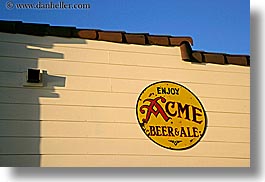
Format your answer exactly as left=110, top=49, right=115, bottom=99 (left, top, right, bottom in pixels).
left=98, top=31, right=124, bottom=43
left=169, top=37, right=193, bottom=46
left=191, top=51, right=204, bottom=63
left=204, top=53, right=226, bottom=65
left=0, top=20, right=21, bottom=33
left=16, top=22, right=49, bottom=36
left=147, top=35, right=170, bottom=46
left=180, top=42, right=193, bottom=61
left=226, top=55, right=249, bottom=66
left=73, top=29, right=98, bottom=40
left=47, top=25, right=75, bottom=37
left=124, top=33, right=148, bottom=45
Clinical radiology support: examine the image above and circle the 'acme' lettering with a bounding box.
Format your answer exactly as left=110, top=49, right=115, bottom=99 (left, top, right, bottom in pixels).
left=140, top=96, right=203, bottom=124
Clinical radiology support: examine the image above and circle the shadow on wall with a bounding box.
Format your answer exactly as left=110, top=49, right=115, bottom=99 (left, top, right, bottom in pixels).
left=0, top=31, right=87, bottom=166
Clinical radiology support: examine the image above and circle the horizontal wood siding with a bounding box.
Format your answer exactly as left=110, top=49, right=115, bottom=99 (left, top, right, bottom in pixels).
left=0, top=155, right=249, bottom=167
left=0, top=121, right=250, bottom=142
left=0, top=104, right=250, bottom=128
left=0, top=57, right=250, bottom=86
left=0, top=88, right=250, bottom=113
left=0, top=32, right=250, bottom=167
left=0, top=138, right=249, bottom=158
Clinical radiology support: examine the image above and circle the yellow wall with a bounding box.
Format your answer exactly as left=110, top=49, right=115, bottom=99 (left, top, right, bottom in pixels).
left=0, top=32, right=250, bottom=167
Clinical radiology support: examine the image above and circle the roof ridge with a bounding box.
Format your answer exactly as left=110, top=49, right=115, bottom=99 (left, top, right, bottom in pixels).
left=0, top=20, right=250, bottom=66
left=180, top=42, right=250, bottom=66
left=0, top=20, right=193, bottom=46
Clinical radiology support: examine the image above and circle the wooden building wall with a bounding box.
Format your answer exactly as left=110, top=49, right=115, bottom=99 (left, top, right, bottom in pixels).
left=0, top=32, right=250, bottom=167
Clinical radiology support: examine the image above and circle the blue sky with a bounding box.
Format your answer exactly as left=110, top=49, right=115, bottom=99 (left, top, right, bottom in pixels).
left=0, top=0, right=249, bottom=54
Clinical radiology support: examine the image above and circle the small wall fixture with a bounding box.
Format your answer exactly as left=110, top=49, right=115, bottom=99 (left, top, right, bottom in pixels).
left=23, top=68, right=44, bottom=87
left=27, top=69, right=41, bottom=83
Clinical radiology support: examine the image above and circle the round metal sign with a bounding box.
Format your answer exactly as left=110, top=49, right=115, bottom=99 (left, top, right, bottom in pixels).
left=136, top=81, right=207, bottom=150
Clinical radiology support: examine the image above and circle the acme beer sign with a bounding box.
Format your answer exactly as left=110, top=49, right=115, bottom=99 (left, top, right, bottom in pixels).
left=136, top=81, right=207, bottom=150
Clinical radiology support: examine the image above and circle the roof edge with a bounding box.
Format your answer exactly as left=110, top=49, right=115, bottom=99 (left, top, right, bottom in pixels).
left=180, top=42, right=250, bottom=67
left=0, top=20, right=193, bottom=46
left=0, top=20, right=250, bottom=67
